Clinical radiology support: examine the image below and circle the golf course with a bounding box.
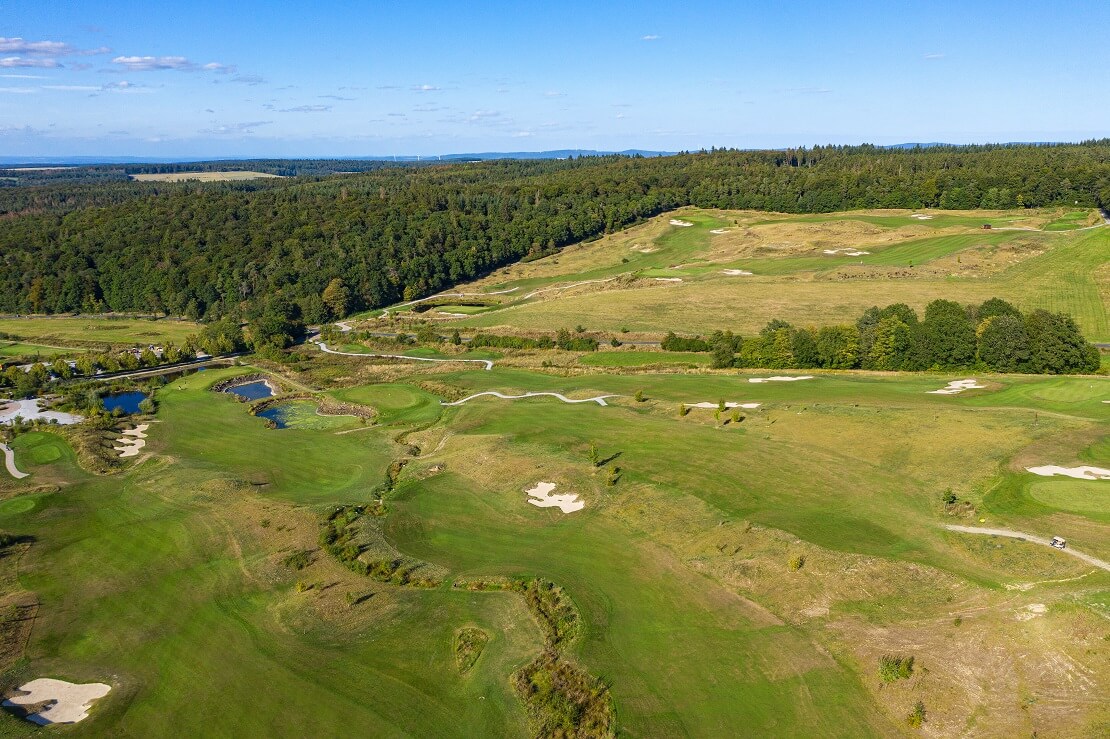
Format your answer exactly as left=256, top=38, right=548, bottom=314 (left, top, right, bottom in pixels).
left=0, top=203, right=1106, bottom=736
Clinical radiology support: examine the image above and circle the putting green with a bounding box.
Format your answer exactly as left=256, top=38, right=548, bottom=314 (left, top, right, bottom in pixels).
left=1027, top=479, right=1110, bottom=515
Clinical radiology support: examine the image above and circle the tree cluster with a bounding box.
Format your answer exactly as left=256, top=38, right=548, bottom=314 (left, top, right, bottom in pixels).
left=680, top=298, right=1100, bottom=374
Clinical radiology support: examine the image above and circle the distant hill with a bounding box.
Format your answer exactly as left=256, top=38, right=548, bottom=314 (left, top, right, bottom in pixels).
left=0, top=150, right=674, bottom=167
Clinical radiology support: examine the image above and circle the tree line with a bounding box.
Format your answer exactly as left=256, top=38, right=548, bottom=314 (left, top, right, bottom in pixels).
left=663, top=298, right=1100, bottom=374
left=2, top=142, right=1110, bottom=323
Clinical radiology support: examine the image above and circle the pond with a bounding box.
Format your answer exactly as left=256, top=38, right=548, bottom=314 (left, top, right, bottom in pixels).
left=101, top=391, right=148, bottom=414
left=223, top=380, right=274, bottom=401
left=257, top=400, right=357, bottom=431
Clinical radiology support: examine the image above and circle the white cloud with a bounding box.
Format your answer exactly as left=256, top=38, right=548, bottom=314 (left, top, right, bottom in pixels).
left=200, top=120, right=272, bottom=135
left=923, top=52, right=945, bottom=60
left=42, top=84, right=99, bottom=91
left=0, top=57, right=60, bottom=68
left=0, top=37, right=107, bottom=56
left=641, top=34, right=660, bottom=41
left=0, top=87, right=36, bottom=93
left=112, top=55, right=235, bottom=72
left=0, top=73, right=47, bottom=79
left=412, top=84, right=441, bottom=92
left=279, top=104, right=331, bottom=112
left=510, top=130, right=534, bottom=138
left=543, top=90, right=564, bottom=97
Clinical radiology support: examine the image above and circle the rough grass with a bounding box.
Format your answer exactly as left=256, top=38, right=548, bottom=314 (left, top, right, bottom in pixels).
left=0, top=317, right=199, bottom=346
left=439, top=208, right=1109, bottom=341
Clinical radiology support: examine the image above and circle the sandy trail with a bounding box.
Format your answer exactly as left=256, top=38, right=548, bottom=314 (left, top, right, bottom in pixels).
left=312, top=337, right=494, bottom=370
left=442, top=391, right=619, bottom=407
left=380, top=287, right=519, bottom=315
left=526, top=481, right=584, bottom=513
left=0, top=443, right=28, bottom=479
left=944, top=525, right=1110, bottom=572
left=3, top=678, right=111, bottom=725
left=686, top=402, right=761, bottom=409
left=653, top=277, right=683, bottom=282
left=335, top=320, right=355, bottom=333
left=521, top=278, right=618, bottom=300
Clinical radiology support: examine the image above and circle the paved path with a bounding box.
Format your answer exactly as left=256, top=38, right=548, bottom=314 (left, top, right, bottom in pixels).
left=0, top=443, right=28, bottom=479
left=442, top=390, right=619, bottom=407
left=944, top=525, right=1110, bottom=572
left=312, top=337, right=494, bottom=370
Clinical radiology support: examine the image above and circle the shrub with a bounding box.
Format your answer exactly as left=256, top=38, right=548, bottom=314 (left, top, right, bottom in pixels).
left=282, top=550, right=314, bottom=571
left=678, top=404, right=689, bottom=417
left=878, top=654, right=915, bottom=682
left=788, top=554, right=806, bottom=571
left=906, top=700, right=926, bottom=728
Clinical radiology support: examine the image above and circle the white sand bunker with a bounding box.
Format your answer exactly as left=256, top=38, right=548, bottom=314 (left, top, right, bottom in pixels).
left=822, top=248, right=870, bottom=256
left=1026, top=465, right=1110, bottom=481
left=0, top=399, right=82, bottom=426
left=629, top=244, right=658, bottom=253
left=669, top=219, right=694, bottom=227
left=525, top=482, right=584, bottom=513
left=748, top=376, right=814, bottom=383
left=442, top=391, right=619, bottom=407
left=721, top=269, right=753, bottom=276
left=910, top=213, right=934, bottom=220
left=687, top=402, right=762, bottom=409
left=709, top=228, right=730, bottom=234
left=113, top=424, right=149, bottom=458
left=928, top=379, right=986, bottom=395
left=653, top=277, right=683, bottom=282
left=3, top=678, right=110, bottom=725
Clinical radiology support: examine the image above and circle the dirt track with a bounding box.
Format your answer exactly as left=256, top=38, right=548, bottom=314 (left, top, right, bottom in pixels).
left=945, top=525, right=1110, bottom=572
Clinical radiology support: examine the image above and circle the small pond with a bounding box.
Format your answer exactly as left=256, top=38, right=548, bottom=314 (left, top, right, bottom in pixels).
left=223, top=380, right=274, bottom=401
left=102, top=391, right=148, bottom=414
left=257, top=400, right=356, bottom=431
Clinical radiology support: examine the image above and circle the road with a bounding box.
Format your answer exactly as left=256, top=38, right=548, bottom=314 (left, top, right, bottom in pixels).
left=944, top=525, right=1110, bottom=572
left=92, top=353, right=245, bottom=382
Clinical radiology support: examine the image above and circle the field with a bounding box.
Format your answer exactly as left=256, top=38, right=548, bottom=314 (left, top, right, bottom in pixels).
left=372, top=208, right=1109, bottom=342
left=129, top=171, right=282, bottom=182
left=0, top=316, right=200, bottom=347
left=0, top=353, right=1105, bottom=735
left=0, top=206, right=1106, bottom=736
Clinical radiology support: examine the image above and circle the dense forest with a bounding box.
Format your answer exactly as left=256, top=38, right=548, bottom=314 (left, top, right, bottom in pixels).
left=2, top=142, right=1110, bottom=329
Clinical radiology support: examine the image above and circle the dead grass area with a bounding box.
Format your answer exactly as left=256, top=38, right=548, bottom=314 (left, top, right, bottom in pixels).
left=129, top=171, right=282, bottom=182
left=830, top=601, right=1109, bottom=737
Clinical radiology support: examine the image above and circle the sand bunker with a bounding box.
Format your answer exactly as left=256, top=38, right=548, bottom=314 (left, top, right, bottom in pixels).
left=910, top=214, right=934, bottom=220
left=442, top=391, right=619, bottom=407
left=709, top=228, right=730, bottom=234
left=629, top=245, right=658, bottom=253
left=686, top=402, right=762, bottom=409
left=748, top=376, right=814, bottom=383
left=3, top=678, right=110, bottom=725
left=822, top=248, right=870, bottom=256
left=1026, top=465, right=1110, bottom=481
left=0, top=399, right=82, bottom=426
left=928, top=379, right=986, bottom=395
left=669, top=219, right=694, bottom=227
left=721, top=269, right=753, bottom=276
left=113, top=424, right=149, bottom=458
left=653, top=277, right=683, bottom=282
left=525, top=482, right=584, bottom=513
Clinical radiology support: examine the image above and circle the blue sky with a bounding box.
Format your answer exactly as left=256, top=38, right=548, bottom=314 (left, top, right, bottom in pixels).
left=2, top=0, right=1108, bottom=157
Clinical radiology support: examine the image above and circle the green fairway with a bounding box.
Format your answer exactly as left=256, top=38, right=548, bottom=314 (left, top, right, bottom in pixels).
left=579, top=350, right=711, bottom=367
left=0, top=342, right=89, bottom=358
